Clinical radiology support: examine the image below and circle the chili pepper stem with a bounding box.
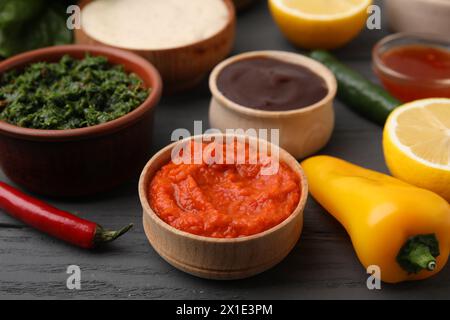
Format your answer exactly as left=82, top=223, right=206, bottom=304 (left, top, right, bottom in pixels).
left=94, top=224, right=133, bottom=246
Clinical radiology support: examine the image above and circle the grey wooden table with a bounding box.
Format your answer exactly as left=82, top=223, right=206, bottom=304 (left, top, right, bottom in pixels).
left=1, top=1, right=449, bottom=300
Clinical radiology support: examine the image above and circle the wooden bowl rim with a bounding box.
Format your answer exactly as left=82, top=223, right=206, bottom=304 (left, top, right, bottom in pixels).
left=209, top=50, right=337, bottom=118
left=139, top=133, right=308, bottom=243
left=78, top=0, right=236, bottom=53
left=0, top=44, right=162, bottom=141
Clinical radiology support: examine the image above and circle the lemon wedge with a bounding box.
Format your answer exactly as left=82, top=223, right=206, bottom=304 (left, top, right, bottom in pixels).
left=383, top=98, right=450, bottom=201
left=269, top=0, right=372, bottom=49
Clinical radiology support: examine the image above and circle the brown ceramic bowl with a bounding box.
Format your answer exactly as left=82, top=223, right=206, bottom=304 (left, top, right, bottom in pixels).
left=0, top=45, right=162, bottom=197
left=75, top=0, right=236, bottom=93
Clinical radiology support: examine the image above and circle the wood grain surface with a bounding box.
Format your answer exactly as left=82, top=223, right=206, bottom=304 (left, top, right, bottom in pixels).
left=1, top=0, right=449, bottom=299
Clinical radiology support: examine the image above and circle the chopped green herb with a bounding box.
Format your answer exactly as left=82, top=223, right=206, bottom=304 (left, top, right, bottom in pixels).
left=0, top=54, right=150, bottom=130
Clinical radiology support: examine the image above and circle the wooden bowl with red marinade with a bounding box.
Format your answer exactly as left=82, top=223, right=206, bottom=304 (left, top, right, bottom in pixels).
left=139, top=134, right=308, bottom=280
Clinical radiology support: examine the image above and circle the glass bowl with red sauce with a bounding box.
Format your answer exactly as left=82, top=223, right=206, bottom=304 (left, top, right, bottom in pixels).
left=373, top=33, right=450, bottom=102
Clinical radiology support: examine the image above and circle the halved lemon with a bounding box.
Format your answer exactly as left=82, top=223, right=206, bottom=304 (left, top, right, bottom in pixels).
left=383, top=98, right=450, bottom=202
left=268, top=0, right=372, bottom=49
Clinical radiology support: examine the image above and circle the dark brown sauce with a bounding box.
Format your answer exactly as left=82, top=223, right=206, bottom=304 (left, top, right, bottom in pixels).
left=216, top=57, right=329, bottom=111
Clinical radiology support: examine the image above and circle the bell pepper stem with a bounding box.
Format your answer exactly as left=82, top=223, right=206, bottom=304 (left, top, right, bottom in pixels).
left=94, top=224, right=133, bottom=246
left=405, top=243, right=436, bottom=271
left=397, top=234, right=440, bottom=274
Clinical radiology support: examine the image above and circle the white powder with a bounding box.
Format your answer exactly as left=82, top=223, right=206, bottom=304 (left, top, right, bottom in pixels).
left=81, top=0, right=229, bottom=50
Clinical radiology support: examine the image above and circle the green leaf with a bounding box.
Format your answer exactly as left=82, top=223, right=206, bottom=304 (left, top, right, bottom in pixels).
left=0, top=0, right=73, bottom=58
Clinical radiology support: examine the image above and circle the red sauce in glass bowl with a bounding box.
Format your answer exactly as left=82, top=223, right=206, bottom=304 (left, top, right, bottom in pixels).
left=374, top=44, right=450, bottom=102
left=149, top=140, right=301, bottom=238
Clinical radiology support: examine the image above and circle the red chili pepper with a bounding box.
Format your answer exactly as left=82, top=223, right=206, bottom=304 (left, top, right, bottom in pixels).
left=0, top=181, right=132, bottom=249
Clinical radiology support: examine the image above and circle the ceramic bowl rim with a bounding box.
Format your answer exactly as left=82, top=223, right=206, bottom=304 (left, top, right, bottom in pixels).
left=138, top=133, right=308, bottom=244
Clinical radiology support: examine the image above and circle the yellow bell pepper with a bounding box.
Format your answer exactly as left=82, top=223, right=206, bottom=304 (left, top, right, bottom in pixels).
left=301, top=156, right=450, bottom=283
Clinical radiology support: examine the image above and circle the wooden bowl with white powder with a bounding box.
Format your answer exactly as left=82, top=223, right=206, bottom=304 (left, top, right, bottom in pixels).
left=76, top=0, right=236, bottom=93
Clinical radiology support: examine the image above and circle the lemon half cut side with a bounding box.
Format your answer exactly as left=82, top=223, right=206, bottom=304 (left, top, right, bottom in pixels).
left=383, top=98, right=450, bottom=202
